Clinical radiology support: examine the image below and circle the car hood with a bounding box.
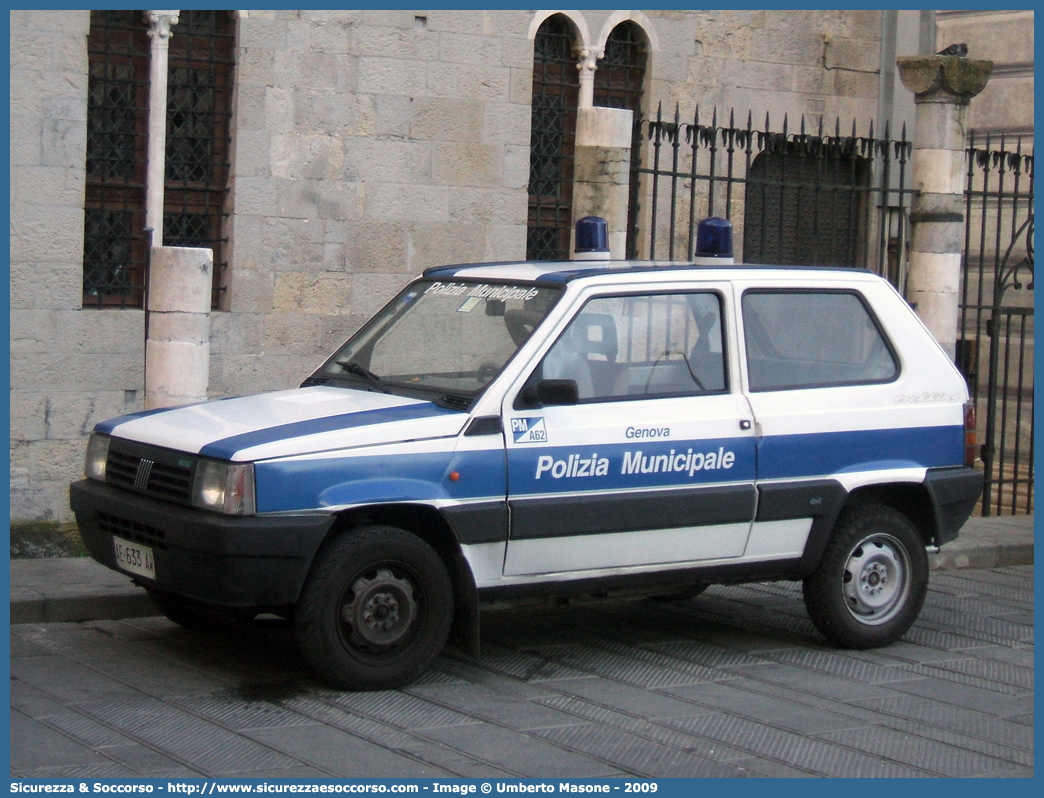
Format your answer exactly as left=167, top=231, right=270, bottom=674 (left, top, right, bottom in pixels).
left=95, top=387, right=469, bottom=462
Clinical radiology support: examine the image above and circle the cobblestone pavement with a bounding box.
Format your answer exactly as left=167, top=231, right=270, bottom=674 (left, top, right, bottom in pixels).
left=10, top=566, right=1033, bottom=778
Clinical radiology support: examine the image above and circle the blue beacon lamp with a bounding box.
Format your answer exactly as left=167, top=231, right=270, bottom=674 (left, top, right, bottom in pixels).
left=572, top=216, right=610, bottom=261
left=692, top=217, right=734, bottom=265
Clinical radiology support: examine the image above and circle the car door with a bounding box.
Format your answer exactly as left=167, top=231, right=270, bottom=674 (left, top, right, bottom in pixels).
left=736, top=283, right=905, bottom=560
left=501, top=286, right=757, bottom=577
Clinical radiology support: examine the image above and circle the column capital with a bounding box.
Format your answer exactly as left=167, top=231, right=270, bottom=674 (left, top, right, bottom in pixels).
left=574, top=46, right=604, bottom=73
left=144, top=10, right=180, bottom=40
left=897, top=55, right=993, bottom=105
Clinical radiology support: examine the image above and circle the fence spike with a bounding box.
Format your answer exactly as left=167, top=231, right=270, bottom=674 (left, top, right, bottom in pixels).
left=782, top=113, right=788, bottom=137
left=729, top=107, right=735, bottom=129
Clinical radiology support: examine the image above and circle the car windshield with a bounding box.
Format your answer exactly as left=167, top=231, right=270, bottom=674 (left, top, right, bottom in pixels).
left=321, top=279, right=561, bottom=399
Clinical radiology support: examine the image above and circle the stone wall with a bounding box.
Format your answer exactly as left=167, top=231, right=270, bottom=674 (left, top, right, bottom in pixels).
left=644, top=9, right=883, bottom=126
left=936, top=9, right=1034, bottom=142
left=212, top=9, right=536, bottom=397
left=9, top=9, right=887, bottom=522
left=10, top=10, right=145, bottom=522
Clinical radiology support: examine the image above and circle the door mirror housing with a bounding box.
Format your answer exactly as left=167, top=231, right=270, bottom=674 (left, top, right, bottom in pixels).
left=536, top=379, right=579, bottom=406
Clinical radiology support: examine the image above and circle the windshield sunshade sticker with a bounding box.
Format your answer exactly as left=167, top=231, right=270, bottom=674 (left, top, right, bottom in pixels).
left=198, top=401, right=463, bottom=460
left=426, top=282, right=542, bottom=302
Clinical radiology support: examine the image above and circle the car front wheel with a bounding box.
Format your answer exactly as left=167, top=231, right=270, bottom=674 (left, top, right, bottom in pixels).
left=295, top=526, right=453, bottom=690
left=803, top=504, right=928, bottom=649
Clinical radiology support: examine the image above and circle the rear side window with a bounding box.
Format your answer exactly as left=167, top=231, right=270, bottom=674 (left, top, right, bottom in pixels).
left=742, top=290, right=898, bottom=391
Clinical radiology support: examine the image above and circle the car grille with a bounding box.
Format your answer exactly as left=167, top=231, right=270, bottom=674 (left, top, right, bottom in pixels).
left=106, top=439, right=195, bottom=505
left=97, top=511, right=168, bottom=551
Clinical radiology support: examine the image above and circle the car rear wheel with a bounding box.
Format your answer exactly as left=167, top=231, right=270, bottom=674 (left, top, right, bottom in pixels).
left=295, top=526, right=453, bottom=691
left=803, top=504, right=928, bottom=649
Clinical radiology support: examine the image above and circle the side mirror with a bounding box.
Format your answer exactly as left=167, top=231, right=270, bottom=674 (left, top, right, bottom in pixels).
left=536, top=379, right=579, bottom=406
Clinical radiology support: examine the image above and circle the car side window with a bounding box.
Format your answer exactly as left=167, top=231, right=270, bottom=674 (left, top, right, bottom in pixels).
left=523, top=291, right=727, bottom=404
left=742, top=290, right=898, bottom=391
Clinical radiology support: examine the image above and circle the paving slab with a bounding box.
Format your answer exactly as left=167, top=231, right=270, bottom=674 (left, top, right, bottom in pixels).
left=10, top=514, right=1033, bottom=625
left=10, top=564, right=1034, bottom=778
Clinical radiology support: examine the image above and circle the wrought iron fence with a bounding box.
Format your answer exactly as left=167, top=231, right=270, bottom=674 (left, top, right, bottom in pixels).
left=627, top=103, right=915, bottom=283
left=628, top=105, right=1034, bottom=516
left=958, top=134, right=1034, bottom=516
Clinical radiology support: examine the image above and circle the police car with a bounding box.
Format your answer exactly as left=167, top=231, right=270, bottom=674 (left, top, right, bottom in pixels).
left=70, top=218, right=983, bottom=691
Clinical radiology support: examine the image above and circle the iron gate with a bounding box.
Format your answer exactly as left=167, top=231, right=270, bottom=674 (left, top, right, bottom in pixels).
left=958, top=134, right=1034, bottom=516
left=627, top=103, right=914, bottom=282
left=629, top=108, right=1034, bottom=516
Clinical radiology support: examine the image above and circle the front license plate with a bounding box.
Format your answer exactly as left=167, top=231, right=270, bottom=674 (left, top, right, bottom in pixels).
left=113, top=536, right=155, bottom=580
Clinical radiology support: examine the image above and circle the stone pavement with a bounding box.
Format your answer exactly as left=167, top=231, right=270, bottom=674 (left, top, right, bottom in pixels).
left=9, top=514, right=1034, bottom=625
left=9, top=564, right=1034, bottom=778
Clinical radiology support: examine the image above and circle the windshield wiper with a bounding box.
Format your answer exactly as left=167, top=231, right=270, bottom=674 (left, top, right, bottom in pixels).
left=337, top=361, right=390, bottom=393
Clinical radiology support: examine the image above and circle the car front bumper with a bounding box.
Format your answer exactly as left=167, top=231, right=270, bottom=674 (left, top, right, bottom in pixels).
left=70, top=479, right=336, bottom=610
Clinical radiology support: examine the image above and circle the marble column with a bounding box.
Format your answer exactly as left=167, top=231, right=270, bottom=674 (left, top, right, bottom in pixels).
left=897, top=54, right=992, bottom=359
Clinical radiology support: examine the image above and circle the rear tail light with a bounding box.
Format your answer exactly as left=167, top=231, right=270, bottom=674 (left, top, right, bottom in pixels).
left=964, top=402, right=978, bottom=466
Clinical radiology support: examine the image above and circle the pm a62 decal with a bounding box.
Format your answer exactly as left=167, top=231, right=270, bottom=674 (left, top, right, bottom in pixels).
left=511, top=417, right=547, bottom=444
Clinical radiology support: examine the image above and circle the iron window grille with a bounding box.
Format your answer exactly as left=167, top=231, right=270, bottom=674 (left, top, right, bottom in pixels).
left=527, top=15, right=580, bottom=262
left=84, top=11, right=150, bottom=308
left=83, top=10, right=234, bottom=310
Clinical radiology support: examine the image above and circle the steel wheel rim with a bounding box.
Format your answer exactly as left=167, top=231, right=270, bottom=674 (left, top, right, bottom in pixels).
left=841, top=533, right=911, bottom=626
left=340, top=566, right=418, bottom=651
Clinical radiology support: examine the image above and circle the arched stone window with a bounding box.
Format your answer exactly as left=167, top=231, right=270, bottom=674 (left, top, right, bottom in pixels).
left=593, top=21, right=647, bottom=111
left=83, top=10, right=234, bottom=309
left=527, top=15, right=581, bottom=261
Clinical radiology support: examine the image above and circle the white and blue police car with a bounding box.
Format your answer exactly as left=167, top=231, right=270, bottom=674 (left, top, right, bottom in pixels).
left=71, top=218, right=983, bottom=690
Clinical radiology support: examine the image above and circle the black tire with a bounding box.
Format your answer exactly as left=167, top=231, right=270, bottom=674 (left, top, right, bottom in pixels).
left=803, top=504, right=929, bottom=649
left=295, top=526, right=453, bottom=691
left=147, top=589, right=240, bottom=630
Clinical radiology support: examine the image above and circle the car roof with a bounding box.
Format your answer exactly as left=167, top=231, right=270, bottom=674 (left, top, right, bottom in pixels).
left=423, top=259, right=877, bottom=286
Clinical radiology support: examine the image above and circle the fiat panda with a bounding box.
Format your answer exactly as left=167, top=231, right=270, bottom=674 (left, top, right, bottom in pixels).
left=71, top=223, right=983, bottom=690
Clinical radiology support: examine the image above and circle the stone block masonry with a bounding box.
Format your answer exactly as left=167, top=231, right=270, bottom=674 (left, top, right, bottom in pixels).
left=10, top=10, right=150, bottom=522
left=218, top=9, right=534, bottom=408
left=10, top=9, right=889, bottom=522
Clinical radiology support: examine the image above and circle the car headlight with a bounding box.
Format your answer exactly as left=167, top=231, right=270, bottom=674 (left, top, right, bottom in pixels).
left=192, top=460, right=256, bottom=515
left=84, top=433, right=110, bottom=481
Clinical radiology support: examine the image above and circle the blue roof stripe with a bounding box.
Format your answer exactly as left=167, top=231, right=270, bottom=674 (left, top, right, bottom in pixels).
left=199, top=402, right=463, bottom=460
